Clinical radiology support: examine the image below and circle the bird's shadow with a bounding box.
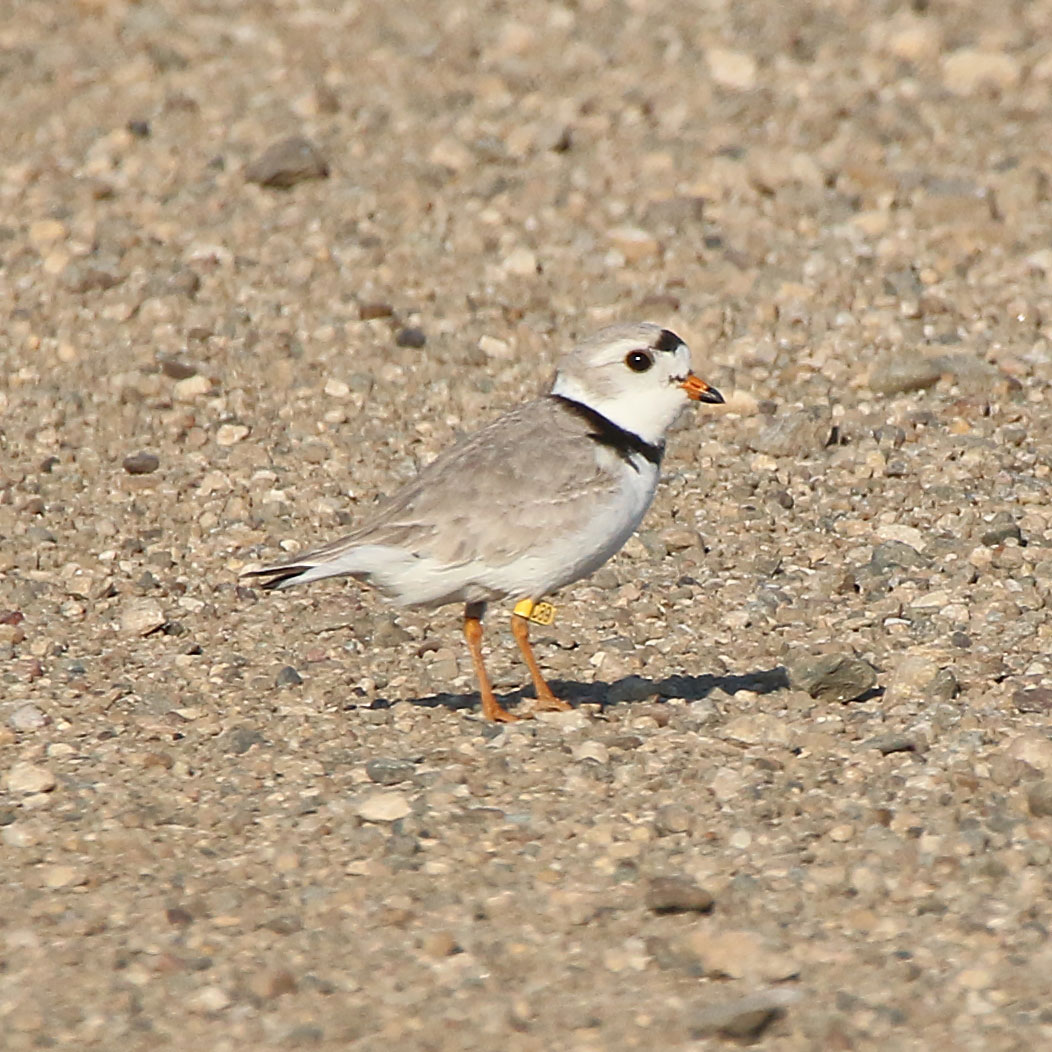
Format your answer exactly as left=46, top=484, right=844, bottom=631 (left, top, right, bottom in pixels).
left=367, top=666, right=791, bottom=719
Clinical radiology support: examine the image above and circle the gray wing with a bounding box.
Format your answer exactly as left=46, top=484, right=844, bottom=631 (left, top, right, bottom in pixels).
left=273, top=397, right=619, bottom=570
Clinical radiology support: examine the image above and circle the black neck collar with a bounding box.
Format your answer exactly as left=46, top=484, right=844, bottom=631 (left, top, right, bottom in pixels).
left=552, top=395, right=664, bottom=470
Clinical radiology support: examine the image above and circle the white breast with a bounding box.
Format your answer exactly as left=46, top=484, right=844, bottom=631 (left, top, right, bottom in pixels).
left=480, top=449, right=660, bottom=600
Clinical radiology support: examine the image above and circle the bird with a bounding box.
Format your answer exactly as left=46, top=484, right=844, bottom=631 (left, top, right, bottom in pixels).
left=242, top=322, right=724, bottom=721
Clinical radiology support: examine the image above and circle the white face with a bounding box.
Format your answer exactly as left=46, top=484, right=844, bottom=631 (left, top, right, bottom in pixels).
left=550, top=324, right=711, bottom=445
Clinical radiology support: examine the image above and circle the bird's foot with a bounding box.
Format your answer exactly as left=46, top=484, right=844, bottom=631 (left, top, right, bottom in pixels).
left=528, top=692, right=573, bottom=714
left=482, top=698, right=521, bottom=723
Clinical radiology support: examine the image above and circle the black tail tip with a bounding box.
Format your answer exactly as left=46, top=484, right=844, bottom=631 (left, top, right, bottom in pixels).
left=241, top=566, right=306, bottom=590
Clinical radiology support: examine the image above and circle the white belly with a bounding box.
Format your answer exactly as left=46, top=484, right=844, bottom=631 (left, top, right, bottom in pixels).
left=341, top=457, right=660, bottom=609
left=479, top=457, right=660, bottom=600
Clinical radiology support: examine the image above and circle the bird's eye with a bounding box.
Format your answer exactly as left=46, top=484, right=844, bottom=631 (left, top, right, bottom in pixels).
left=625, top=350, right=653, bottom=373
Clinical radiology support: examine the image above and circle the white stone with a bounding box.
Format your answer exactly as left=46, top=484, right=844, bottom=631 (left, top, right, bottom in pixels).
left=875, top=523, right=926, bottom=551
left=478, top=335, right=513, bottom=360
left=173, top=374, right=212, bottom=401
left=943, top=49, right=1021, bottom=95
left=5, top=762, right=56, bottom=794
left=502, top=247, right=538, bottom=276
left=705, top=47, right=758, bottom=90
left=43, top=864, right=88, bottom=889
left=188, top=986, right=232, bottom=1013
left=356, top=790, right=412, bottom=823
left=572, top=741, right=610, bottom=764
left=215, top=423, right=249, bottom=446
left=120, top=598, right=165, bottom=637
left=607, top=226, right=661, bottom=262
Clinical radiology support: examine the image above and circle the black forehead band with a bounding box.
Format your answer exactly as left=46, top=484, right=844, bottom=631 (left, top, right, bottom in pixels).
left=653, top=328, right=684, bottom=353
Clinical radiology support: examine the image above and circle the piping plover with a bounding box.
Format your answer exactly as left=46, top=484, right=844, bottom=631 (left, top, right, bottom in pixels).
left=243, top=322, right=723, bottom=721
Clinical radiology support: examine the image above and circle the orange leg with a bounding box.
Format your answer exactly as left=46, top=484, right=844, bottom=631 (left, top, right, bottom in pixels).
left=463, top=606, right=518, bottom=723
left=511, top=613, right=572, bottom=712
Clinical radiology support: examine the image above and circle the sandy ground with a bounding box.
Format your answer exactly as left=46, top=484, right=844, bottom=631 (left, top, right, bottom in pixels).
left=3, top=1, right=1052, bottom=1049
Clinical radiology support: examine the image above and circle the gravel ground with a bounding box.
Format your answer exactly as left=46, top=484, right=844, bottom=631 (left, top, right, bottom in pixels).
left=3, top=1, right=1052, bottom=1049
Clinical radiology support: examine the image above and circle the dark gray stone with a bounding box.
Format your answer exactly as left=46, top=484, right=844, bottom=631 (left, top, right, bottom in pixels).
left=645, top=876, right=715, bottom=914
left=245, top=136, right=329, bottom=189
left=748, top=407, right=831, bottom=457
left=788, top=652, right=877, bottom=703
left=275, top=665, right=303, bottom=687
left=688, top=989, right=799, bottom=1041
left=123, top=452, right=160, bottom=475
left=365, top=757, right=415, bottom=785
left=868, top=352, right=943, bottom=395
left=869, top=540, right=931, bottom=574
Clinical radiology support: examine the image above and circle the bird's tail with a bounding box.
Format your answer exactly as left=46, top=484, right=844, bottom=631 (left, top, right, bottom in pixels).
left=241, top=543, right=374, bottom=591
left=240, top=561, right=318, bottom=590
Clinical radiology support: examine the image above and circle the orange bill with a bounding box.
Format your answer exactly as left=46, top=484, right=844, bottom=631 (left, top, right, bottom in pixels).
left=680, top=373, right=725, bottom=404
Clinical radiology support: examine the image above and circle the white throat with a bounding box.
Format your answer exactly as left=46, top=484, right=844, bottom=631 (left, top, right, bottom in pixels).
left=550, top=372, right=684, bottom=446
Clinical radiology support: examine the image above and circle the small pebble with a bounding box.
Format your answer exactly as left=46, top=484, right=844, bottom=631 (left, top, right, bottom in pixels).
left=356, top=791, right=412, bottom=823
left=395, top=327, right=427, bottom=348
left=5, top=763, right=57, bottom=794
left=120, top=599, right=166, bottom=636
left=1027, top=781, right=1052, bottom=818
left=366, top=758, right=415, bottom=785
left=689, top=989, right=800, bottom=1041
left=245, top=135, right=329, bottom=189
left=645, top=876, right=715, bottom=914
left=275, top=665, right=303, bottom=688
left=8, top=704, right=49, bottom=732
left=123, top=452, right=160, bottom=475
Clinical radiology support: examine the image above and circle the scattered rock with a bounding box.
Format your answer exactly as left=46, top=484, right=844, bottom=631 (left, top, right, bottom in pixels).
left=275, top=665, right=303, bottom=688
left=1027, top=782, right=1052, bottom=818
left=62, top=261, right=124, bottom=293
left=8, top=704, right=49, bottom=732
left=722, top=713, right=793, bottom=747
left=188, top=985, right=232, bottom=1013
left=885, top=653, right=950, bottom=702
left=869, top=540, right=931, bottom=574
left=503, top=247, right=539, bottom=275
left=787, top=652, right=877, bottom=703
left=942, top=49, right=1021, bottom=95
left=248, top=969, right=297, bottom=1000
left=864, top=733, right=919, bottom=756
left=245, top=136, right=329, bottom=188
left=981, top=522, right=1023, bottom=546
left=216, top=423, right=250, bottom=446
left=688, top=988, right=800, bottom=1042
left=867, top=352, right=943, bottom=395
left=1013, top=688, right=1052, bottom=714
left=607, top=227, right=661, bottom=262
left=395, top=327, right=427, bottom=348
left=372, top=621, right=413, bottom=647
left=123, top=452, right=160, bottom=475
left=680, top=927, right=800, bottom=982
left=653, top=804, right=694, bottom=837
left=365, top=758, right=415, bottom=785
left=120, top=598, right=166, bottom=636
left=224, top=726, right=266, bottom=755
left=173, top=374, right=213, bottom=401
left=645, top=876, right=714, bottom=914
left=43, top=864, right=88, bottom=889
left=5, top=763, right=56, bottom=794
left=748, top=408, right=831, bottom=457
left=356, top=791, right=412, bottom=823
left=705, top=47, right=758, bottom=91
left=420, top=931, right=461, bottom=958
left=1004, top=734, right=1052, bottom=775
left=571, top=740, right=610, bottom=764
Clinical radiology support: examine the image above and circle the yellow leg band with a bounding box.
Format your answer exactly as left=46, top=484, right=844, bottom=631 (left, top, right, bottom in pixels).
left=513, top=599, right=557, bottom=626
